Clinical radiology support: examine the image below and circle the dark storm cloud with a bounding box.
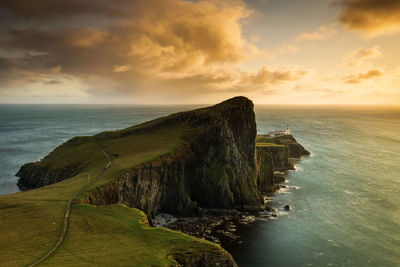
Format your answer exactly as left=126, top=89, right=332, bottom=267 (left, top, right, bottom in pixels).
left=0, top=0, right=306, bottom=96
left=0, top=0, right=126, bottom=19
left=338, top=0, right=400, bottom=35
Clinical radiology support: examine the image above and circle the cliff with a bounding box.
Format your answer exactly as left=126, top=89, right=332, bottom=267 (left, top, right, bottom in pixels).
left=11, top=96, right=310, bottom=266
left=273, top=134, right=310, bottom=158
left=16, top=136, right=95, bottom=190
left=17, top=97, right=309, bottom=218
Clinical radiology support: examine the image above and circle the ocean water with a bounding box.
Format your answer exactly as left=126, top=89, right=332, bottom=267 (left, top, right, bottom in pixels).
left=0, top=104, right=399, bottom=266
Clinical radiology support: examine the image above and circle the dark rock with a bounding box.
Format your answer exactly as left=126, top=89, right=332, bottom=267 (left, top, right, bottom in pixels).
left=172, top=250, right=237, bottom=267
left=257, top=145, right=294, bottom=171
left=112, top=97, right=263, bottom=216
left=273, top=172, right=286, bottom=183
left=284, top=204, right=291, bottom=211
left=256, top=148, right=274, bottom=193
left=16, top=161, right=82, bottom=190
left=265, top=206, right=275, bottom=212
left=274, top=135, right=310, bottom=158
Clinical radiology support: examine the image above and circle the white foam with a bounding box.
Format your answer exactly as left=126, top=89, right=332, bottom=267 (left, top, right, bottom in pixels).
left=294, top=165, right=303, bottom=172
left=276, top=211, right=290, bottom=216
left=277, top=187, right=292, bottom=194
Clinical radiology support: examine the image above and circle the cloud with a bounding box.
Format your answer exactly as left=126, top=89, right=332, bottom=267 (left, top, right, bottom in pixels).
left=2, top=0, right=290, bottom=98
left=113, top=65, right=130, bottom=73
left=0, top=0, right=128, bottom=20
left=344, top=69, right=384, bottom=84
left=343, top=46, right=382, bottom=66
left=3, top=1, right=250, bottom=71
left=160, top=65, right=308, bottom=93
left=338, top=0, right=400, bottom=36
left=296, top=25, right=337, bottom=41
left=43, top=79, right=62, bottom=85
left=237, top=66, right=307, bottom=90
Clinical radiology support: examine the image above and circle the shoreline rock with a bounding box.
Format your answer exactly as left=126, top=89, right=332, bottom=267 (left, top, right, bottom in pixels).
left=152, top=144, right=308, bottom=249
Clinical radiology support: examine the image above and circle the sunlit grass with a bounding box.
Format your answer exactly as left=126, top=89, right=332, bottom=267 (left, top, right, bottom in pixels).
left=256, top=142, right=284, bottom=147
left=0, top=123, right=220, bottom=266
left=42, top=204, right=223, bottom=266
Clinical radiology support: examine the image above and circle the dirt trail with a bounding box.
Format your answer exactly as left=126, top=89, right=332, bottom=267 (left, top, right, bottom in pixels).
left=29, top=138, right=111, bottom=267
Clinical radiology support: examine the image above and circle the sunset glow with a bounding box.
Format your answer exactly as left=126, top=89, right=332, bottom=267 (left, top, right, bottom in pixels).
left=0, top=0, right=399, bottom=105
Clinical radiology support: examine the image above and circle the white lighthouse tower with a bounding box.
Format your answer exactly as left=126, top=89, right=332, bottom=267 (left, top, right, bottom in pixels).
left=286, top=125, right=291, bottom=135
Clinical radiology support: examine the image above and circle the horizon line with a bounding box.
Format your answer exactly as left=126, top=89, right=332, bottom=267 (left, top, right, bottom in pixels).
left=0, top=102, right=399, bottom=107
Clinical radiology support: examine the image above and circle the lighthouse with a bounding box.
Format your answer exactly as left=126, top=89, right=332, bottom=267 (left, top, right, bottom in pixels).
left=286, top=125, right=291, bottom=135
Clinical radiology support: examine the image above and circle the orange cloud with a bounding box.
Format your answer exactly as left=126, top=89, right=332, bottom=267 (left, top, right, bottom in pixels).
left=343, top=46, right=382, bottom=66
left=238, top=66, right=307, bottom=89
left=338, top=0, right=400, bottom=36
left=158, top=65, right=308, bottom=94
left=0, top=0, right=267, bottom=97
left=344, top=69, right=384, bottom=84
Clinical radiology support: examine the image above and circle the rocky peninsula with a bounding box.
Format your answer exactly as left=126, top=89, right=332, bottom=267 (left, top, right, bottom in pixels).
left=11, top=96, right=309, bottom=266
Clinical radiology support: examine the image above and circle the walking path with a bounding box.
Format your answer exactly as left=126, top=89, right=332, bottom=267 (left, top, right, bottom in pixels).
left=29, top=138, right=111, bottom=267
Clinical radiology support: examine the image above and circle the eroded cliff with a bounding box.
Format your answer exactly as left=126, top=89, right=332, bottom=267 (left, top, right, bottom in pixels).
left=14, top=96, right=311, bottom=266
left=85, top=96, right=261, bottom=216
left=17, top=97, right=309, bottom=218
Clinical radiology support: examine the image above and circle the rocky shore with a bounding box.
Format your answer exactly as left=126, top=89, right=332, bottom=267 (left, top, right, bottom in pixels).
left=153, top=167, right=307, bottom=248
left=151, top=131, right=310, bottom=248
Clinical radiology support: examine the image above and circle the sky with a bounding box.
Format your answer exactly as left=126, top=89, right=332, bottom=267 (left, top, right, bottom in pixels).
left=0, top=0, right=399, bottom=105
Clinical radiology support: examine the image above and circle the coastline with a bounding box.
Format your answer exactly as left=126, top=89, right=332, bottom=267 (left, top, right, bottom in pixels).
left=152, top=161, right=307, bottom=250
left=2, top=104, right=399, bottom=266
left=3, top=97, right=309, bottom=266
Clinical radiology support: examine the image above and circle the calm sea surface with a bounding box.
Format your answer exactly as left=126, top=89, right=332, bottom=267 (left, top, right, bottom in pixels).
left=0, top=104, right=399, bottom=266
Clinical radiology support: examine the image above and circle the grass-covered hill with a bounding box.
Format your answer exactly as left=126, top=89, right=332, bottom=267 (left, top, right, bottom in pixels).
left=16, top=96, right=264, bottom=217
left=1, top=96, right=309, bottom=266
left=1, top=131, right=235, bottom=266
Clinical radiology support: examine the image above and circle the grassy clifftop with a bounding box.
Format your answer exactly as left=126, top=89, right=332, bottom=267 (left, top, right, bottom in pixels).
left=17, top=96, right=260, bottom=217
left=1, top=96, right=309, bottom=266
left=0, top=126, right=234, bottom=266
left=2, top=98, right=244, bottom=266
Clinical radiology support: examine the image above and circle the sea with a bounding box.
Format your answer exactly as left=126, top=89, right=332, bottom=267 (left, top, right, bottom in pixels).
left=0, top=104, right=399, bottom=266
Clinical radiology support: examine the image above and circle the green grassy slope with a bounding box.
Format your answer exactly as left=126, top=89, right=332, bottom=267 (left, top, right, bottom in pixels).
left=90, top=126, right=197, bottom=189
left=0, top=138, right=105, bottom=266
left=42, top=204, right=223, bottom=266
left=0, top=125, right=227, bottom=266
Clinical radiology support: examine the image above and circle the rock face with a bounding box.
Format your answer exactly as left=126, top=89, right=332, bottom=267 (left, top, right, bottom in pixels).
left=17, top=96, right=309, bottom=218
left=87, top=148, right=199, bottom=216
left=16, top=161, right=82, bottom=190
left=257, top=145, right=293, bottom=171
left=87, top=97, right=261, bottom=216
left=16, top=136, right=92, bottom=190
left=274, top=134, right=310, bottom=158
left=255, top=148, right=274, bottom=194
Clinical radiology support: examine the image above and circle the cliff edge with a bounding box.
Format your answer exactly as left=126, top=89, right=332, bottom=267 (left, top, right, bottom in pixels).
left=11, top=96, right=310, bottom=266
left=17, top=96, right=309, bottom=217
